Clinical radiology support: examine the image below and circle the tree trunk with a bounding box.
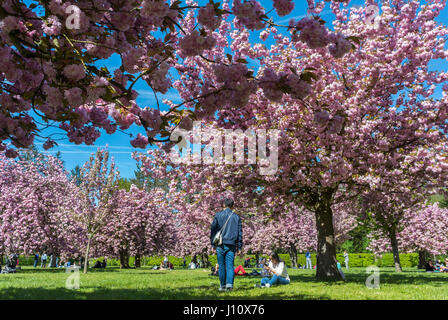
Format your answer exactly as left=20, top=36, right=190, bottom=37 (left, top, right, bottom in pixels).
left=314, top=192, right=342, bottom=281
left=202, top=253, right=209, bottom=268
left=390, top=232, right=402, bottom=272
left=289, top=245, right=298, bottom=268
left=135, top=255, right=141, bottom=268
left=418, top=250, right=428, bottom=269
left=83, top=237, right=92, bottom=274
left=119, top=249, right=130, bottom=269
left=49, top=253, right=57, bottom=268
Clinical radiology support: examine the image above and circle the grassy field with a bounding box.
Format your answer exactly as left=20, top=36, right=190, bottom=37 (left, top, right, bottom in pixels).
left=0, top=266, right=447, bottom=299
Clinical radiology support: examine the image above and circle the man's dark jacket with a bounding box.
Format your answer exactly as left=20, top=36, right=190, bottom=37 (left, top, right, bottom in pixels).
left=210, top=208, right=242, bottom=250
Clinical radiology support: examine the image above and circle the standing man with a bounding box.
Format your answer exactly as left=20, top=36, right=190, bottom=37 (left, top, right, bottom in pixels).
left=48, top=253, right=53, bottom=268
left=210, top=198, right=243, bottom=292
left=344, top=250, right=349, bottom=269
left=33, top=253, right=39, bottom=268
left=305, top=250, right=312, bottom=269
left=41, top=252, right=47, bottom=268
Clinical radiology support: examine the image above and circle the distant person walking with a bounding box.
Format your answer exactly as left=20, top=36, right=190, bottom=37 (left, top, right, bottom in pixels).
left=210, top=198, right=243, bottom=292
left=305, top=251, right=312, bottom=269
left=33, top=253, right=39, bottom=268
left=344, top=250, right=349, bottom=269
left=41, top=252, right=47, bottom=268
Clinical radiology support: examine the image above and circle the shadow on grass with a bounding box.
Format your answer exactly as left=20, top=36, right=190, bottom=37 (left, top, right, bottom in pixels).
left=0, top=286, right=329, bottom=300
left=3, top=268, right=446, bottom=299
left=283, top=269, right=448, bottom=287
left=17, top=267, right=145, bottom=274
left=343, top=270, right=448, bottom=286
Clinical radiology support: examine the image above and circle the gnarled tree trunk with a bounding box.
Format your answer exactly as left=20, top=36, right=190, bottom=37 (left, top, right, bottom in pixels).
left=119, top=249, right=130, bottom=269
left=314, top=191, right=342, bottom=281
left=289, top=245, right=298, bottom=268
left=83, top=236, right=92, bottom=274
left=201, top=253, right=210, bottom=268
left=135, top=254, right=141, bottom=268
left=418, top=250, right=428, bottom=269
left=390, top=231, right=402, bottom=272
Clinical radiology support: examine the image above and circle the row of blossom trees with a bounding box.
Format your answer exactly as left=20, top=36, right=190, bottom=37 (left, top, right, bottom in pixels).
left=0, top=149, right=177, bottom=273
left=0, top=146, right=357, bottom=270
left=1, top=146, right=447, bottom=276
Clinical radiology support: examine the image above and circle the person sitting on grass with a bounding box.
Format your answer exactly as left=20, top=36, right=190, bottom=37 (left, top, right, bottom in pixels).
left=93, top=260, right=102, bottom=268
left=441, top=259, right=448, bottom=272
left=336, top=260, right=345, bottom=281
left=234, top=264, right=247, bottom=276
left=435, top=260, right=443, bottom=271
left=425, top=259, right=435, bottom=272
left=159, top=260, right=174, bottom=270
left=256, top=252, right=290, bottom=288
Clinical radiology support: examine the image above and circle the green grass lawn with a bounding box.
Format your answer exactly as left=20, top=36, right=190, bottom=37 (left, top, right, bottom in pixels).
left=0, top=266, right=447, bottom=299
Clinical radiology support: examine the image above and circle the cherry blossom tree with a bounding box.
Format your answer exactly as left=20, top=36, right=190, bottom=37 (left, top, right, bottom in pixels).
left=357, top=143, right=448, bottom=272
left=367, top=202, right=448, bottom=266
left=0, top=151, right=82, bottom=258
left=95, top=185, right=177, bottom=268
left=0, top=0, right=350, bottom=156
left=71, top=148, right=119, bottom=273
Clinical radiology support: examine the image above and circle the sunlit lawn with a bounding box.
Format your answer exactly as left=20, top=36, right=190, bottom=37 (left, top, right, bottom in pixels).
left=0, top=266, right=447, bottom=299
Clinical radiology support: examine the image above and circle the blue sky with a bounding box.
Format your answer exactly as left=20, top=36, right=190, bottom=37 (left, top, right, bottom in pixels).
left=34, top=0, right=448, bottom=178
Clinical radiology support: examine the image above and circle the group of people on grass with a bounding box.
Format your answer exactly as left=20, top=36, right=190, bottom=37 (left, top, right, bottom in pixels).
left=425, top=258, right=448, bottom=272
left=33, top=253, right=93, bottom=270
left=152, top=256, right=174, bottom=270
left=92, top=259, right=107, bottom=269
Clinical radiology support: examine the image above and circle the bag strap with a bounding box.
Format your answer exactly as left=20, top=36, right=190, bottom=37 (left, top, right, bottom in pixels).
left=220, top=211, right=233, bottom=233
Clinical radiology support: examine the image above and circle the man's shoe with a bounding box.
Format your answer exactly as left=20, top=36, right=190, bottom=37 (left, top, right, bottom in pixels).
left=264, top=283, right=271, bottom=288
left=218, top=287, right=226, bottom=292
left=226, top=287, right=233, bottom=292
